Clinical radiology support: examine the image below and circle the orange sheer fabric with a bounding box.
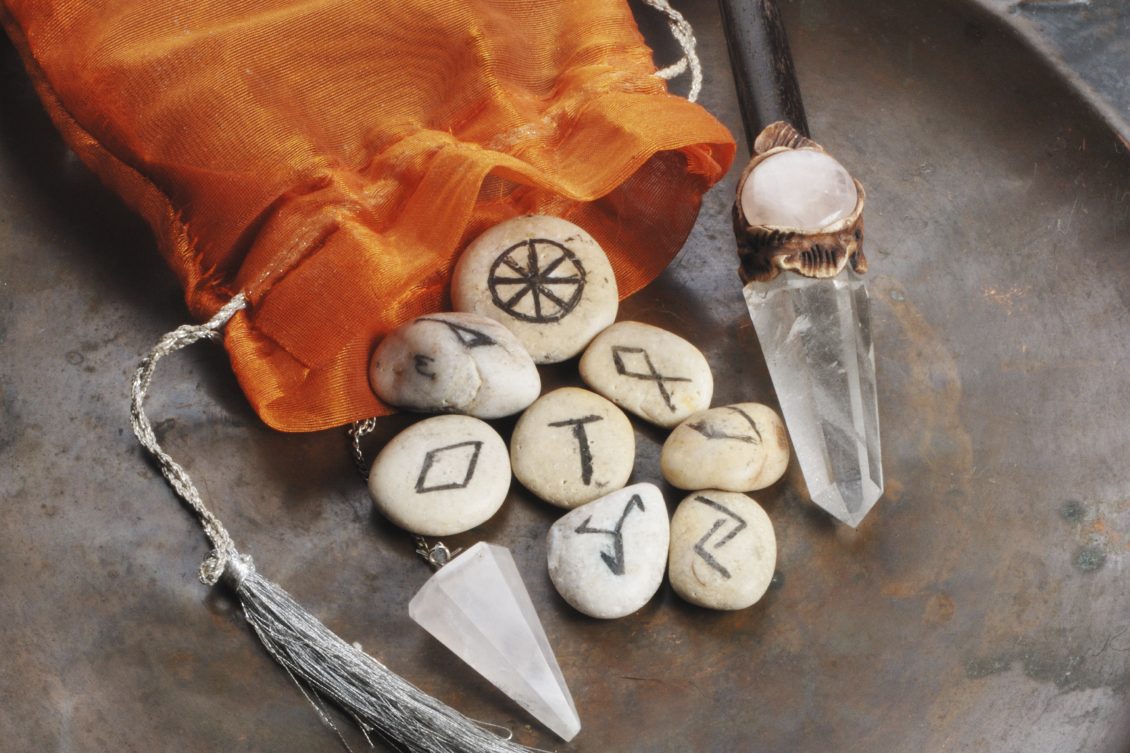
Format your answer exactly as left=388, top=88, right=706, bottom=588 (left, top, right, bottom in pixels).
left=2, top=0, right=735, bottom=431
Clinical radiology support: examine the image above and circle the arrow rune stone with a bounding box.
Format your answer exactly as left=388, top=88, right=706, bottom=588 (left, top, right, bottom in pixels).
left=574, top=494, right=645, bottom=576
left=688, top=406, right=764, bottom=445
left=418, top=318, right=497, bottom=348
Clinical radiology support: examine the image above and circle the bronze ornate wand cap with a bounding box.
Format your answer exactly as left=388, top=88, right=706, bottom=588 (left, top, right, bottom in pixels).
left=733, top=121, right=867, bottom=283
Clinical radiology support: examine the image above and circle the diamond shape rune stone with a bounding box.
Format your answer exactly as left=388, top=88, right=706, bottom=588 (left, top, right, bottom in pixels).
left=409, top=542, right=581, bottom=741
left=744, top=269, right=883, bottom=527
left=415, top=440, right=483, bottom=493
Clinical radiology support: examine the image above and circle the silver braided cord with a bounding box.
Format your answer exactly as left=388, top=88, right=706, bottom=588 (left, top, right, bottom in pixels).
left=129, top=292, right=249, bottom=585
left=129, top=293, right=540, bottom=753
left=645, top=0, right=703, bottom=102
left=229, top=558, right=538, bottom=753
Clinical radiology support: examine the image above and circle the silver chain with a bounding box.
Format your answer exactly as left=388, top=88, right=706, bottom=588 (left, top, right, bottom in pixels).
left=347, top=417, right=379, bottom=480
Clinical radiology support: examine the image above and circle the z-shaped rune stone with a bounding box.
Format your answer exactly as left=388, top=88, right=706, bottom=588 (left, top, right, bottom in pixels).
left=574, top=494, right=646, bottom=576
left=688, top=406, right=763, bottom=445
left=418, top=318, right=497, bottom=348
left=610, top=345, right=691, bottom=412
left=692, top=495, right=748, bottom=579
left=547, top=414, right=604, bottom=485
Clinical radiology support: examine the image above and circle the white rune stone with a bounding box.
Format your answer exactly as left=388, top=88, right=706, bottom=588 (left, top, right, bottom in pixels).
left=410, top=542, right=581, bottom=741
left=668, top=491, right=776, bottom=611
left=546, top=483, right=670, bottom=619
left=452, top=215, right=619, bottom=363
left=511, top=387, right=635, bottom=509
left=740, top=149, right=857, bottom=230
left=370, top=312, right=540, bottom=418
left=368, top=415, right=510, bottom=536
left=660, top=403, right=790, bottom=492
left=744, top=268, right=883, bottom=527
left=579, top=321, right=713, bottom=428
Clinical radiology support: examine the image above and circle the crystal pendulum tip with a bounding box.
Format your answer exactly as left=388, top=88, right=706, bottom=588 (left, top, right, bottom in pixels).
left=410, top=542, right=581, bottom=741
left=744, top=271, right=883, bottom=527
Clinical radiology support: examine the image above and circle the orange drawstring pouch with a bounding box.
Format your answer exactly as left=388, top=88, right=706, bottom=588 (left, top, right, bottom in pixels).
left=1, top=0, right=735, bottom=431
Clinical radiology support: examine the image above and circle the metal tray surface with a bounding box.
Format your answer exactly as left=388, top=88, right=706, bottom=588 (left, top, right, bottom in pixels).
left=2, top=0, right=1129, bottom=751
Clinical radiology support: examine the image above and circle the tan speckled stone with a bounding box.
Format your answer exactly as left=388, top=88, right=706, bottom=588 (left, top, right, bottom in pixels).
left=668, top=490, right=776, bottom=610
left=660, top=403, right=789, bottom=491
left=452, top=215, right=618, bottom=363
left=580, top=321, right=712, bottom=428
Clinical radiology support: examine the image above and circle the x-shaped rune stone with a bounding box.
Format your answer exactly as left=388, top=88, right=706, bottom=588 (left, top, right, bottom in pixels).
left=610, top=345, right=691, bottom=412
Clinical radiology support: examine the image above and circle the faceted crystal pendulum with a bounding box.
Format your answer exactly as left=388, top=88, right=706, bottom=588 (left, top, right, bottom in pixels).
left=744, top=270, right=883, bottom=526
left=737, top=129, right=884, bottom=527
left=409, top=542, right=581, bottom=741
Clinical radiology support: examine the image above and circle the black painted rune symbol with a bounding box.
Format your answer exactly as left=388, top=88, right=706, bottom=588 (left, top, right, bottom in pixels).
left=415, top=440, right=483, bottom=493
left=413, top=354, right=437, bottom=379
left=488, top=238, right=586, bottom=323
left=418, top=318, right=496, bottom=348
left=610, top=345, right=691, bottom=412
left=688, top=406, right=763, bottom=445
left=692, top=495, right=748, bottom=579
left=574, top=494, right=645, bottom=576
left=547, top=414, right=604, bottom=485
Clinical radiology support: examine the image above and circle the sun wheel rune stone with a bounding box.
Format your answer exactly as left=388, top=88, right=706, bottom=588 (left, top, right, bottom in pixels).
left=410, top=542, right=581, bottom=741
left=452, top=215, right=619, bottom=363
left=488, top=238, right=586, bottom=323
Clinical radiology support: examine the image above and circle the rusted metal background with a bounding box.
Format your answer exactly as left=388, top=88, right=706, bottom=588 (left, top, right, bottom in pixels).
left=980, top=0, right=1130, bottom=142
left=2, top=0, right=1129, bottom=751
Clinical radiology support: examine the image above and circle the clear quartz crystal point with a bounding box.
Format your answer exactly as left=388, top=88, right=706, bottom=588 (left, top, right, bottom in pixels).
left=409, top=542, right=581, bottom=741
left=744, top=268, right=883, bottom=526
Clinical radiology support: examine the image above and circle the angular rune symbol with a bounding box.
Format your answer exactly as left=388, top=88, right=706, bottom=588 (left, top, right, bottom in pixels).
left=610, top=345, right=692, bottom=412
left=547, top=414, right=604, bottom=485
left=574, top=494, right=646, bottom=576
left=488, top=238, right=586, bottom=323
left=418, top=318, right=496, bottom=348
left=692, top=495, right=748, bottom=579
left=415, top=440, right=483, bottom=493
left=413, top=354, right=436, bottom=379
left=688, top=406, right=763, bottom=445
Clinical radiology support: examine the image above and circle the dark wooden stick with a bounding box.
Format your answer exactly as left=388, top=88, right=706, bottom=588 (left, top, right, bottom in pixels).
left=717, top=0, right=810, bottom=149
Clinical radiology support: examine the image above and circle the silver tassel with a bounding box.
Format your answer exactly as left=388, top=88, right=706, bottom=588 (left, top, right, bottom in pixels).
left=130, top=293, right=538, bottom=753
